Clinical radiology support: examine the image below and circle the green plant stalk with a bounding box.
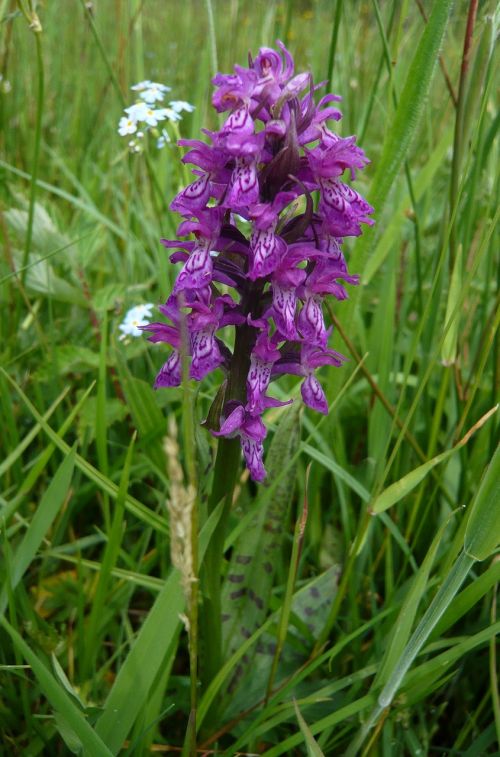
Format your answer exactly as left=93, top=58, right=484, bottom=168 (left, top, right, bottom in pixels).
left=200, top=323, right=252, bottom=690
left=204, top=0, right=219, bottom=77
left=405, top=368, right=450, bottom=542
left=21, top=26, right=44, bottom=283
left=372, top=0, right=423, bottom=316
left=491, top=579, right=500, bottom=748
left=449, top=0, right=479, bottom=272
left=179, top=306, right=201, bottom=756
left=325, top=0, right=343, bottom=92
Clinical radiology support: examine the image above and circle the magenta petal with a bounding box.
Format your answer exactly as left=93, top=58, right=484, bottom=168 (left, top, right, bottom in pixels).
left=247, top=358, right=273, bottom=414
left=175, top=244, right=213, bottom=291
left=272, top=283, right=298, bottom=339
left=240, top=436, right=266, bottom=481
left=213, top=405, right=246, bottom=437
left=154, top=351, right=182, bottom=388
left=171, top=173, right=211, bottom=212
left=262, top=396, right=293, bottom=409
left=190, top=327, right=223, bottom=380
left=298, top=295, right=327, bottom=347
left=222, top=106, right=254, bottom=136
left=301, top=374, right=328, bottom=414
left=227, top=159, right=259, bottom=208
left=249, top=229, right=286, bottom=280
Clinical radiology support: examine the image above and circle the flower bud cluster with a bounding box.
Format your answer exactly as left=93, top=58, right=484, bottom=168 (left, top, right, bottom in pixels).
left=143, top=42, right=373, bottom=481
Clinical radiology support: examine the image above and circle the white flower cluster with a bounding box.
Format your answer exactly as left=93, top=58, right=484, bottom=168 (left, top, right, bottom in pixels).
left=118, top=303, right=154, bottom=341
left=117, top=81, right=195, bottom=152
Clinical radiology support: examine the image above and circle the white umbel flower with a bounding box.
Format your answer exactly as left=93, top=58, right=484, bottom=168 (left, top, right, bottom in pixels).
left=169, top=100, right=195, bottom=114
left=118, top=116, right=137, bottom=136
left=119, top=303, right=154, bottom=339
left=140, top=83, right=171, bottom=103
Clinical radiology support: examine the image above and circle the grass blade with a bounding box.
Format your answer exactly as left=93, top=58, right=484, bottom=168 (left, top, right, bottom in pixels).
left=0, top=615, right=113, bottom=756
left=0, top=447, right=76, bottom=615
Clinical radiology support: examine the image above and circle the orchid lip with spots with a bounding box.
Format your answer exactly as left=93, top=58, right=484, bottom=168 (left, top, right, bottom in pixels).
left=142, top=42, right=374, bottom=481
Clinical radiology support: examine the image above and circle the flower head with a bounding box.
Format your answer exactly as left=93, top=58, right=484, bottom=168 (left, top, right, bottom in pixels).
left=117, top=81, right=191, bottom=153
left=119, top=303, right=154, bottom=340
left=143, top=43, right=374, bottom=480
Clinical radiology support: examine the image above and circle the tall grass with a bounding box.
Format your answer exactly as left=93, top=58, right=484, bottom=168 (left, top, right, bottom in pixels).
left=1, top=1, right=498, bottom=754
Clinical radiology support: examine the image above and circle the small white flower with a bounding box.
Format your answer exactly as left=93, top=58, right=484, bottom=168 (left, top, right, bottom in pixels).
left=118, top=116, right=137, bottom=136
left=157, top=129, right=171, bottom=149
left=140, top=83, right=169, bottom=103
left=119, top=303, right=154, bottom=339
left=125, top=102, right=149, bottom=122
left=156, top=107, right=181, bottom=122
left=133, top=80, right=171, bottom=94
left=169, top=100, right=195, bottom=114
left=131, top=80, right=153, bottom=91
left=126, top=102, right=167, bottom=127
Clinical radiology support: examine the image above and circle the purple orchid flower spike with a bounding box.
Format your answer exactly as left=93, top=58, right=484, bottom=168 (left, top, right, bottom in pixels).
left=143, top=41, right=373, bottom=481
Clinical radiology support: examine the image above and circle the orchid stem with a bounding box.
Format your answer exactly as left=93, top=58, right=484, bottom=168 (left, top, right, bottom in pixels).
left=201, top=322, right=253, bottom=692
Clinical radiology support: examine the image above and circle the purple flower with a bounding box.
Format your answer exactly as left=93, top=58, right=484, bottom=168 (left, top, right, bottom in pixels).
left=144, top=42, right=373, bottom=480
left=212, top=402, right=267, bottom=481
left=246, top=331, right=282, bottom=414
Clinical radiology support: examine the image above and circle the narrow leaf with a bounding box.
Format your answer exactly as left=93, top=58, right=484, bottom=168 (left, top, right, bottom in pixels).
left=293, top=699, right=325, bottom=757
left=441, top=243, right=463, bottom=365
left=465, top=443, right=500, bottom=561
left=0, top=616, right=113, bottom=756
left=373, top=406, right=497, bottom=513
left=0, top=447, right=76, bottom=615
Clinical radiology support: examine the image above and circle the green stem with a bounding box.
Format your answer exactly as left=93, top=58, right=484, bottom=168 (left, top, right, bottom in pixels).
left=201, top=323, right=254, bottom=689
left=21, top=23, right=44, bottom=283
left=326, top=0, right=343, bottom=92
left=449, top=0, right=478, bottom=272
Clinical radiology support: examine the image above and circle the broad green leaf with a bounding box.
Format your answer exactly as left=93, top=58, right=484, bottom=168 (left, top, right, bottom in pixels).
left=0, top=616, right=113, bottom=756
left=372, top=447, right=455, bottom=514
left=464, top=443, right=500, bottom=560
left=0, top=447, right=76, bottom=615
left=23, top=255, right=87, bottom=306
left=95, top=571, right=184, bottom=753
left=93, top=501, right=222, bottom=752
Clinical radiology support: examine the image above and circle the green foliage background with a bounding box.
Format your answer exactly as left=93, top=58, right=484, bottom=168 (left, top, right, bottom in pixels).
left=0, top=0, right=498, bottom=754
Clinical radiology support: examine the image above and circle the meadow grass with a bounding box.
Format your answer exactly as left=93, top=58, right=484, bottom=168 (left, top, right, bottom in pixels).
left=0, top=1, right=499, bottom=754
